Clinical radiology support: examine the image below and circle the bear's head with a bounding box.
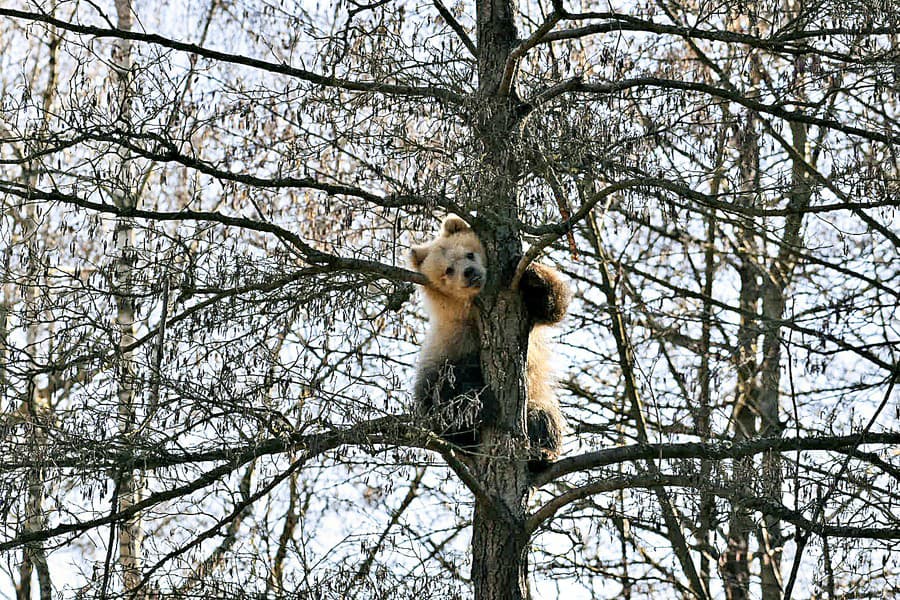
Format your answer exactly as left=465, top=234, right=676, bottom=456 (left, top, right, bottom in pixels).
left=410, top=216, right=486, bottom=300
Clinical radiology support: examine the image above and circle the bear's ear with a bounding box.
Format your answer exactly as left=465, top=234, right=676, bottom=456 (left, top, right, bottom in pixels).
left=409, top=244, right=430, bottom=269
left=441, top=216, right=470, bottom=236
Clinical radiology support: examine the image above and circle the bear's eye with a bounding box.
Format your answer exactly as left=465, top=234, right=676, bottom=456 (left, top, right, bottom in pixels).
left=445, top=267, right=455, bottom=276
left=466, top=252, right=475, bottom=260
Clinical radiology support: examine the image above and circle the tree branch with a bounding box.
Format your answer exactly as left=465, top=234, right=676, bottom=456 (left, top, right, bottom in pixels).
left=527, top=77, right=900, bottom=145
left=0, top=181, right=427, bottom=286
left=537, top=13, right=896, bottom=65
left=527, top=473, right=900, bottom=541
left=432, top=0, right=477, bottom=57
left=0, top=7, right=465, bottom=104
left=534, top=432, right=900, bottom=486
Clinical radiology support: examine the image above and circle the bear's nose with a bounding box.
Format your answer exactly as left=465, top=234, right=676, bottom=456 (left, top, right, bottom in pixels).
left=464, top=267, right=475, bottom=279
left=464, top=267, right=482, bottom=286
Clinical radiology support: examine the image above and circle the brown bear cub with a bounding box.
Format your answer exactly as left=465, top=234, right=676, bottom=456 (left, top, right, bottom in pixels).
left=410, top=216, right=570, bottom=468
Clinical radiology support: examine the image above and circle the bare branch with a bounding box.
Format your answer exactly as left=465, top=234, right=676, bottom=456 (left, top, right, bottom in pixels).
left=534, top=431, right=900, bottom=486
left=0, top=7, right=466, bottom=104
left=528, top=77, right=900, bottom=145
left=0, top=181, right=427, bottom=286
left=432, top=0, right=477, bottom=57
left=527, top=473, right=900, bottom=541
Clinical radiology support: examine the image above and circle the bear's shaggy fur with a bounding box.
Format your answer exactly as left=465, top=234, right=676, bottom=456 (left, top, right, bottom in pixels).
left=410, top=216, right=570, bottom=466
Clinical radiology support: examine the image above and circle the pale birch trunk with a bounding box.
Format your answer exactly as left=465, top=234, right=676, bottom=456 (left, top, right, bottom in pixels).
left=15, top=8, right=60, bottom=596
left=111, top=0, right=143, bottom=593
left=17, top=211, right=53, bottom=600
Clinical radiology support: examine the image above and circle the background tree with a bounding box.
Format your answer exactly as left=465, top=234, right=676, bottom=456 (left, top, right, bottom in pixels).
left=0, top=0, right=898, bottom=599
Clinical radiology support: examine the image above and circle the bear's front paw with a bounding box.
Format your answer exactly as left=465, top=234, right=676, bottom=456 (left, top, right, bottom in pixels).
left=520, top=263, right=570, bottom=325
left=519, top=264, right=545, bottom=293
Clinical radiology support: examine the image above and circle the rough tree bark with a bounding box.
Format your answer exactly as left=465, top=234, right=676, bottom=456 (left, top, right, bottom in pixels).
left=468, top=1, right=532, bottom=598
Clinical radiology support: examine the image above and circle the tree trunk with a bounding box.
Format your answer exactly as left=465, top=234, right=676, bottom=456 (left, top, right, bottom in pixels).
left=112, top=0, right=143, bottom=594
left=722, top=108, right=761, bottom=600
left=17, top=142, right=53, bottom=600
left=468, top=1, right=532, bottom=598
left=697, top=123, right=727, bottom=591
left=471, top=480, right=530, bottom=600
left=471, top=265, right=531, bottom=600
left=470, top=173, right=532, bottom=600
left=16, top=12, right=61, bottom=594
left=758, top=118, right=810, bottom=600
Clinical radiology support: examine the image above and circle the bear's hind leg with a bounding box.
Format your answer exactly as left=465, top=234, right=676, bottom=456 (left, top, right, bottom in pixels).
left=526, top=406, right=563, bottom=471
left=415, top=353, right=491, bottom=451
